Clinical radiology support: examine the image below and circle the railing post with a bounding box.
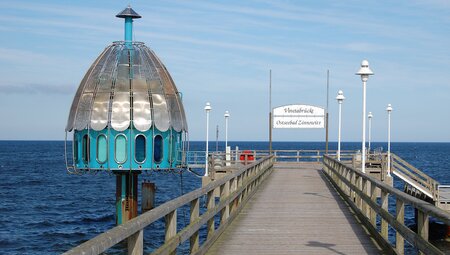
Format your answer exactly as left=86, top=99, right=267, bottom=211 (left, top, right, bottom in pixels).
left=317, top=151, right=320, bottom=162
left=206, top=190, right=215, bottom=239
left=165, top=210, right=177, bottom=255
left=381, top=190, right=389, bottom=241
left=370, top=181, right=377, bottom=227
left=350, top=171, right=356, bottom=203
left=190, top=198, right=200, bottom=254
left=220, top=181, right=230, bottom=224
left=362, top=179, right=369, bottom=218
left=127, top=230, right=143, bottom=255
left=297, top=150, right=300, bottom=162
left=229, top=177, right=238, bottom=215
left=355, top=176, right=362, bottom=210
left=418, top=210, right=429, bottom=246
left=396, top=199, right=405, bottom=255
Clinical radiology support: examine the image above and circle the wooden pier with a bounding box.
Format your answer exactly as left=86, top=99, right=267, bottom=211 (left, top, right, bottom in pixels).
left=63, top=151, right=450, bottom=255
left=207, top=162, right=383, bottom=254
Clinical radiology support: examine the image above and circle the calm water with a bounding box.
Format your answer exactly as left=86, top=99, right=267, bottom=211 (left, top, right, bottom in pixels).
left=0, top=141, right=449, bottom=254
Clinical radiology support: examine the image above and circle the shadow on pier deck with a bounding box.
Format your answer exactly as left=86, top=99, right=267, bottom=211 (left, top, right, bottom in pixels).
left=207, top=162, right=382, bottom=255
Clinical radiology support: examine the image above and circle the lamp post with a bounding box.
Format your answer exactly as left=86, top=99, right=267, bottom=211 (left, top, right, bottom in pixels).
left=336, top=90, right=345, bottom=161
left=386, top=104, right=393, bottom=177
left=224, top=111, right=230, bottom=148
left=368, top=112, right=373, bottom=154
left=356, top=60, right=374, bottom=173
left=204, top=102, right=212, bottom=176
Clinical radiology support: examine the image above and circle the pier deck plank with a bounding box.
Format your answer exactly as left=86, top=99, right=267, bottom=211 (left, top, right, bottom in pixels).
left=207, top=162, right=383, bottom=255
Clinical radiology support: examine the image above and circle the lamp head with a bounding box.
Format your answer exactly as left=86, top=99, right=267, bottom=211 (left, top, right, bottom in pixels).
left=368, top=112, right=373, bottom=119
left=204, top=102, right=212, bottom=112
left=336, top=90, right=345, bottom=103
left=224, top=111, right=230, bottom=118
left=386, top=104, right=393, bottom=113
left=356, top=59, right=374, bottom=82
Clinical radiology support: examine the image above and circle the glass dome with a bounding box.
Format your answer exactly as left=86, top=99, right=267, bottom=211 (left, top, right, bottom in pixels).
left=65, top=41, right=187, bottom=133
left=65, top=8, right=187, bottom=172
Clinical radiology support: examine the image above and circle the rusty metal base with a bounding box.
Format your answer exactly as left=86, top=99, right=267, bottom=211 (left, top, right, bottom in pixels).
left=116, top=173, right=139, bottom=225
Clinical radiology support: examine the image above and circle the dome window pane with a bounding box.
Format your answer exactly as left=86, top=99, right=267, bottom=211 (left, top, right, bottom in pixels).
left=115, top=134, right=127, bottom=163
left=154, top=135, right=163, bottom=163
left=82, top=134, right=90, bottom=163
left=135, top=135, right=146, bottom=163
left=73, top=135, right=79, bottom=163
left=97, top=134, right=108, bottom=164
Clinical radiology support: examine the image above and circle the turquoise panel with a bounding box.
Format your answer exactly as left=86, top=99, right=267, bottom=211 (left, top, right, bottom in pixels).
left=73, top=127, right=184, bottom=171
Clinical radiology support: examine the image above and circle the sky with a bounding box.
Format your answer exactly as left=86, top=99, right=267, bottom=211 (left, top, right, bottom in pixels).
left=0, top=0, right=449, bottom=142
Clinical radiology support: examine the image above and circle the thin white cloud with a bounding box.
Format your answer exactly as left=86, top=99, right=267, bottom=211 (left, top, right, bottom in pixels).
left=0, top=83, right=74, bottom=95
left=0, top=48, right=51, bottom=64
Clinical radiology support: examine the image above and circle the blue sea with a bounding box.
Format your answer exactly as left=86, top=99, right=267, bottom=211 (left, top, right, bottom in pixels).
left=0, top=141, right=449, bottom=254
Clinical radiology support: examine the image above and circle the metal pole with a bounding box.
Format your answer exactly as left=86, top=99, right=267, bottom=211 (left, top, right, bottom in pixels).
left=325, top=70, right=329, bottom=154
left=362, top=80, right=367, bottom=173
left=205, top=105, right=210, bottom=176
left=269, top=69, right=272, bottom=154
left=338, top=100, right=342, bottom=161
left=387, top=105, right=392, bottom=177
left=216, top=125, right=219, bottom=152
left=368, top=113, right=372, bottom=153
left=225, top=115, right=229, bottom=149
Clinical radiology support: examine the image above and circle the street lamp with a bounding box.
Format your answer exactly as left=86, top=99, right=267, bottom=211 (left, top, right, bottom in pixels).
left=386, top=104, right=393, bottom=177
left=204, top=102, right=212, bottom=176
left=368, top=112, right=373, bottom=153
left=224, top=111, right=230, bottom=149
left=336, top=90, right=345, bottom=161
left=356, top=60, right=374, bottom=173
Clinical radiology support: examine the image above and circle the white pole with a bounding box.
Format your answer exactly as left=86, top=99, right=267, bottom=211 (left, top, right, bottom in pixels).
left=336, top=90, right=345, bottom=161
left=387, top=104, right=392, bottom=177
left=368, top=112, right=373, bottom=154
left=204, top=102, right=212, bottom=176
left=224, top=111, right=230, bottom=148
left=338, top=101, right=342, bottom=161
left=356, top=60, right=373, bottom=173
left=362, top=80, right=367, bottom=173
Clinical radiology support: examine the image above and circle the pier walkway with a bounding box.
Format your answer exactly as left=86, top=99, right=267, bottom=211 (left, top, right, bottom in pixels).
left=207, top=162, right=382, bottom=255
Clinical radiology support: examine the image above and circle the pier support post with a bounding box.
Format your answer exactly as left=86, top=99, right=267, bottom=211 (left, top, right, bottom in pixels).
left=142, top=182, right=156, bottom=213
left=116, top=172, right=139, bottom=225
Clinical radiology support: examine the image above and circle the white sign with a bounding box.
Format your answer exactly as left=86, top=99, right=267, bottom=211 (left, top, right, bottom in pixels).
left=273, top=104, right=325, bottom=129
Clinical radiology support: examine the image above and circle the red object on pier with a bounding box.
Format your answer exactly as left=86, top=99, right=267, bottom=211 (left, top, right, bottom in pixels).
left=240, top=150, right=255, bottom=164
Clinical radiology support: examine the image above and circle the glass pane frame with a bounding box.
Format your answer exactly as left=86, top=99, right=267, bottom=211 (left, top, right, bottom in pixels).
left=73, top=133, right=79, bottom=163
left=82, top=134, right=90, bottom=163
left=96, top=134, right=108, bottom=164
left=134, top=134, right=146, bottom=163
left=114, top=134, right=128, bottom=164
left=153, top=134, right=163, bottom=164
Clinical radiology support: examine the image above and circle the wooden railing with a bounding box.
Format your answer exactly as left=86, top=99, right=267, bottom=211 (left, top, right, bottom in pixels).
left=391, top=153, right=440, bottom=201
left=63, top=156, right=274, bottom=255
left=203, top=149, right=356, bottom=166
left=323, top=156, right=450, bottom=255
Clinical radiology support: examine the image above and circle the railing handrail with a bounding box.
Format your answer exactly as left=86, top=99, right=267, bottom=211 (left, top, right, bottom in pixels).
left=391, top=153, right=440, bottom=200
left=323, top=155, right=450, bottom=255
left=63, top=156, right=274, bottom=255
left=325, top=155, right=450, bottom=223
